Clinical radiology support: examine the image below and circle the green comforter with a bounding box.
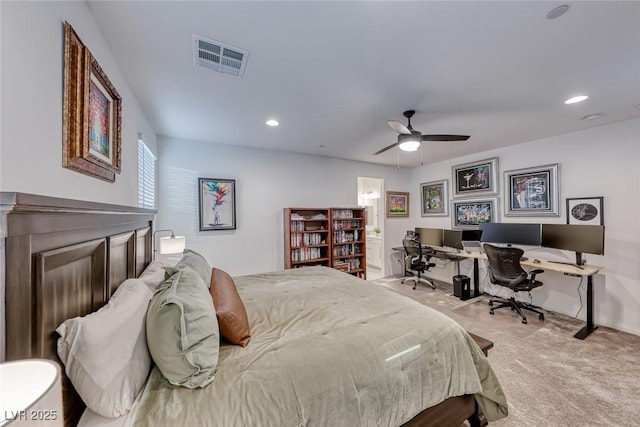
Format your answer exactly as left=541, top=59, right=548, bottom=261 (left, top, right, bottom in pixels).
left=134, top=266, right=507, bottom=426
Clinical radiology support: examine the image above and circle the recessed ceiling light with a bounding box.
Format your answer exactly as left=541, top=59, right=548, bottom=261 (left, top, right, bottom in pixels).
left=547, top=5, right=570, bottom=20
left=266, top=119, right=279, bottom=127
left=565, top=95, right=588, bottom=104
left=581, top=113, right=602, bottom=121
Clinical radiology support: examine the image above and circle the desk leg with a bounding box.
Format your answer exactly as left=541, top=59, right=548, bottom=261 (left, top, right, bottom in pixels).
left=473, top=258, right=480, bottom=297
left=574, top=275, right=598, bottom=340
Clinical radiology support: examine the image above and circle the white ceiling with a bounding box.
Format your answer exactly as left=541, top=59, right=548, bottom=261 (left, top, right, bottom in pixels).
left=88, top=1, right=640, bottom=168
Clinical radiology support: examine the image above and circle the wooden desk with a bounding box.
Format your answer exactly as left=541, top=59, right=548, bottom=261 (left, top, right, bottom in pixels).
left=456, top=251, right=603, bottom=340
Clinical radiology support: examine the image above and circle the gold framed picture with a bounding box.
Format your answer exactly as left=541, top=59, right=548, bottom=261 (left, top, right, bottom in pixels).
left=62, top=22, right=122, bottom=182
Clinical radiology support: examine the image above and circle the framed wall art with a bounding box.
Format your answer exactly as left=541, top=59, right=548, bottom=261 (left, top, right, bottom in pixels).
left=504, top=164, right=559, bottom=216
left=199, top=178, right=237, bottom=231
left=452, top=157, right=498, bottom=197
left=566, top=197, right=604, bottom=225
left=386, top=191, right=410, bottom=218
left=62, top=22, right=122, bottom=182
left=451, top=198, right=497, bottom=229
left=420, top=179, right=449, bottom=216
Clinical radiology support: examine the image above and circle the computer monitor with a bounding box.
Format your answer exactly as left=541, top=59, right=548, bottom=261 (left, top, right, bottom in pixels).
left=442, top=229, right=484, bottom=250
left=443, top=229, right=463, bottom=250
left=415, top=227, right=443, bottom=248
left=541, top=224, right=605, bottom=265
left=479, top=223, right=541, bottom=246
left=462, top=229, right=483, bottom=241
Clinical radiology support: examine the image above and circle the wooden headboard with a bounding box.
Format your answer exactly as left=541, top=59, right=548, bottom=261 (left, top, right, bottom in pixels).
left=1, top=192, right=156, bottom=426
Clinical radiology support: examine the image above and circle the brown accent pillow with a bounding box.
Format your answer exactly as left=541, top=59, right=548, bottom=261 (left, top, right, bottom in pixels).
left=209, top=268, right=251, bottom=347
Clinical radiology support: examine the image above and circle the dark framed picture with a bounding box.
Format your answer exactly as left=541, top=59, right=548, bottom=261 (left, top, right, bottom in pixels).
left=452, top=198, right=497, bottom=229
left=566, top=197, right=604, bottom=225
left=452, top=157, right=498, bottom=197
left=420, top=179, right=449, bottom=216
left=198, top=178, right=236, bottom=231
left=504, top=164, right=559, bottom=216
left=386, top=191, right=410, bottom=218
left=62, top=22, right=122, bottom=182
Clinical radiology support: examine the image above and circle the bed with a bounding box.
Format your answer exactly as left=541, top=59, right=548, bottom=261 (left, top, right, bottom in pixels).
left=1, top=193, right=507, bottom=427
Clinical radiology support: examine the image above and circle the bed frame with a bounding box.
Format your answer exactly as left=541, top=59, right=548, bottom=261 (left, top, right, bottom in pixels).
left=1, top=192, right=155, bottom=426
left=1, top=193, right=486, bottom=427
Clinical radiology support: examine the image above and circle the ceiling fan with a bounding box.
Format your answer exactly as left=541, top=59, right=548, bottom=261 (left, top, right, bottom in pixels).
left=373, top=110, right=470, bottom=155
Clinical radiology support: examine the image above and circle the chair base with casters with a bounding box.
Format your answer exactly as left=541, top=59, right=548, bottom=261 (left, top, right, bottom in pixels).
left=402, top=274, right=436, bottom=290
left=488, top=295, right=545, bottom=324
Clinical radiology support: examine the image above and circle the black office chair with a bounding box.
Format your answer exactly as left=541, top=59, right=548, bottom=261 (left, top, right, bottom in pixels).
left=483, top=244, right=545, bottom=324
left=402, top=238, right=436, bottom=290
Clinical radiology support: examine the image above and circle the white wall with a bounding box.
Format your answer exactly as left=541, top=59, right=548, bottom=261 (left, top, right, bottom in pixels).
left=409, top=118, right=640, bottom=335
left=157, top=136, right=413, bottom=276
left=0, top=1, right=157, bottom=205
left=0, top=0, right=158, bottom=361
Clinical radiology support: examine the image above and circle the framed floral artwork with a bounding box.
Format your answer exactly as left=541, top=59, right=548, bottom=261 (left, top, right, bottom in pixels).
left=386, top=191, right=410, bottom=218
left=420, top=179, right=449, bottom=216
left=199, top=178, right=236, bottom=231
left=62, top=22, right=122, bottom=182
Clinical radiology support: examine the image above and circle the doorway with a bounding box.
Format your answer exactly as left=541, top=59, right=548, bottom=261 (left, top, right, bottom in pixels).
left=357, top=177, right=384, bottom=279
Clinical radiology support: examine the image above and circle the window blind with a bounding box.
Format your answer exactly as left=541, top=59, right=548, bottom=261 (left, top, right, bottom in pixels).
left=138, top=139, right=156, bottom=209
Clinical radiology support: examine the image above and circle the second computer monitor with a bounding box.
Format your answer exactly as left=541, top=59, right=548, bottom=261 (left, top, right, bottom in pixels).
left=443, top=229, right=462, bottom=249
left=415, top=227, right=443, bottom=248
left=479, top=223, right=542, bottom=246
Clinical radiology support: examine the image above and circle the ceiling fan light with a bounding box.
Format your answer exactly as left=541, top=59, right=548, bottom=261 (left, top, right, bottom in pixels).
left=399, top=140, right=420, bottom=152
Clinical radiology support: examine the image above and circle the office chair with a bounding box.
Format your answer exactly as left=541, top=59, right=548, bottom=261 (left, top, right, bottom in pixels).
left=401, top=237, right=436, bottom=290
left=483, top=244, right=545, bottom=324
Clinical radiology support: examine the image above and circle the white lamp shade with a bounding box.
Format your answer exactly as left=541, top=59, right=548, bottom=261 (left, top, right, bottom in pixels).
left=0, top=359, right=63, bottom=426
left=399, top=140, right=420, bottom=152
left=159, top=236, right=186, bottom=254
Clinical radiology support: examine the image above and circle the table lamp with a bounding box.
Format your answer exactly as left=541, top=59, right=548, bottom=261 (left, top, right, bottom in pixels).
left=153, top=229, right=186, bottom=259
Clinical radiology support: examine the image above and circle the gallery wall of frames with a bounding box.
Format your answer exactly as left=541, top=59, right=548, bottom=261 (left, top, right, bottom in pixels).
left=419, top=157, right=603, bottom=229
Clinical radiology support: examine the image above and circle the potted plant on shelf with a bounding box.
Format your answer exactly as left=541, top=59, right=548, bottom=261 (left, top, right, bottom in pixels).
left=373, top=227, right=381, bottom=237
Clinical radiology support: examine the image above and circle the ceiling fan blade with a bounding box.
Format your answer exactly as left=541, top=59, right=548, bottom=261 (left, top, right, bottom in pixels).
left=387, top=120, right=411, bottom=135
left=421, top=134, right=470, bottom=142
left=373, top=141, right=400, bottom=155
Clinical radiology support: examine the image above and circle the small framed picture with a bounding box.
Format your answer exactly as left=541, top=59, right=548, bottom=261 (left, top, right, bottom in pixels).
left=386, top=191, right=410, bottom=218
left=198, top=178, right=236, bottom=231
left=451, top=198, right=498, bottom=229
left=504, top=164, right=559, bottom=216
left=566, top=197, right=604, bottom=225
left=420, top=179, right=449, bottom=216
left=452, top=157, right=498, bottom=197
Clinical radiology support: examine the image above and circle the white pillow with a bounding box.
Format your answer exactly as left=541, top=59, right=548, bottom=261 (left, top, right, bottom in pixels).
left=56, top=278, right=153, bottom=418
left=138, top=259, right=173, bottom=290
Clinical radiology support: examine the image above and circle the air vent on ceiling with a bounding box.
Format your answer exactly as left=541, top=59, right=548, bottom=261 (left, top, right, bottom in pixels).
left=193, top=35, right=249, bottom=78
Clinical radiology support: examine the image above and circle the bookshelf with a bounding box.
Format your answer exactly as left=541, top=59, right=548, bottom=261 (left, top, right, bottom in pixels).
left=284, top=207, right=367, bottom=279
left=284, top=208, right=331, bottom=269
left=330, top=207, right=366, bottom=279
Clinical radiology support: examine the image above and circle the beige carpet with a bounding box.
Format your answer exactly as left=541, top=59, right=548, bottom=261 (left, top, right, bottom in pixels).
left=369, top=277, right=640, bottom=427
